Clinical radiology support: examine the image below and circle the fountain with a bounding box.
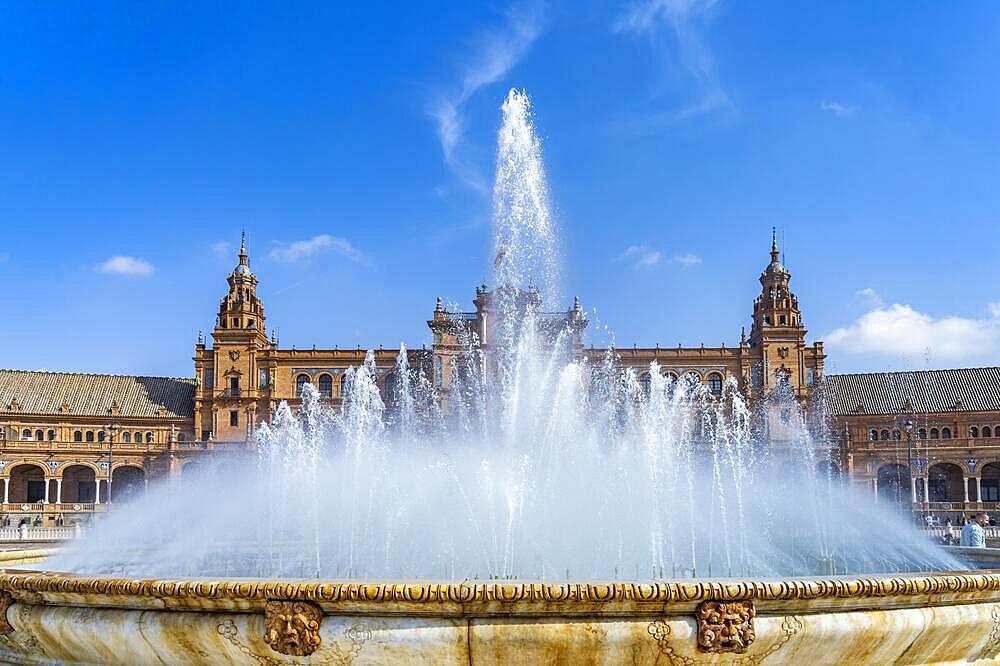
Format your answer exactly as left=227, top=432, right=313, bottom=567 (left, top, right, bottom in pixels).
left=1, top=89, right=998, bottom=664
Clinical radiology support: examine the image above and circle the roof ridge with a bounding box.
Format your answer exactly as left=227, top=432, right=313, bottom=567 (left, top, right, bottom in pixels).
left=0, top=368, right=195, bottom=382
left=828, top=366, right=1000, bottom=378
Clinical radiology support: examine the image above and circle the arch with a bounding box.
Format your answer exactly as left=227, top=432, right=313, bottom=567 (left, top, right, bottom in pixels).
left=942, top=427, right=952, bottom=439
left=60, top=464, right=97, bottom=503
left=971, top=426, right=980, bottom=438
left=46, top=429, right=56, bottom=441
left=930, top=428, right=939, bottom=440
left=97, top=431, right=106, bottom=443
left=295, top=374, right=311, bottom=397
left=20, top=429, right=30, bottom=441
left=638, top=372, right=652, bottom=397
left=318, top=373, right=334, bottom=398
left=85, top=431, right=94, bottom=442
left=876, top=464, right=911, bottom=506
left=706, top=372, right=723, bottom=396
left=917, top=428, right=927, bottom=440
left=869, top=429, right=878, bottom=442
left=34, top=429, right=43, bottom=442
left=8, top=463, right=48, bottom=504
left=122, top=432, right=131, bottom=443
left=981, top=463, right=1000, bottom=502
left=880, top=429, right=890, bottom=441
left=133, top=431, right=142, bottom=443
left=73, top=431, right=82, bottom=442
left=927, top=463, right=963, bottom=502
left=892, top=429, right=901, bottom=441
left=145, top=432, right=154, bottom=443
left=985, top=426, right=993, bottom=438
left=110, top=465, right=145, bottom=502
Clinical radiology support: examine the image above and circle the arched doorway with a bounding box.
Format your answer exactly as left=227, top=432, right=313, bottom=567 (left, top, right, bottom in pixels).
left=110, top=466, right=145, bottom=502
left=8, top=464, right=47, bottom=503
left=877, top=464, right=911, bottom=505
left=927, top=463, right=964, bottom=502
left=981, top=464, right=1000, bottom=502
left=60, top=465, right=97, bottom=503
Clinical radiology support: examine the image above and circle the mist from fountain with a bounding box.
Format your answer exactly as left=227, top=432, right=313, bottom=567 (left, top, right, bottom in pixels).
left=46, top=89, right=961, bottom=581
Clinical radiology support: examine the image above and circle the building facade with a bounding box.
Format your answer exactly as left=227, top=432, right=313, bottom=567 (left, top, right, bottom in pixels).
left=1, top=233, right=994, bottom=525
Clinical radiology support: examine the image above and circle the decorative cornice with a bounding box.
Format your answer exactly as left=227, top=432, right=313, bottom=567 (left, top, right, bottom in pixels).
left=1, top=570, right=1000, bottom=616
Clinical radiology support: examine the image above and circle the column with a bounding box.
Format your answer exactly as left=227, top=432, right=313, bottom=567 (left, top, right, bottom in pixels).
left=922, top=477, right=929, bottom=502
left=976, top=477, right=983, bottom=504
left=2, top=478, right=8, bottom=504
left=44, top=478, right=51, bottom=504
left=911, top=477, right=918, bottom=503
left=55, top=478, right=62, bottom=505
left=94, top=480, right=101, bottom=505
left=872, top=478, right=878, bottom=502
left=964, top=476, right=971, bottom=504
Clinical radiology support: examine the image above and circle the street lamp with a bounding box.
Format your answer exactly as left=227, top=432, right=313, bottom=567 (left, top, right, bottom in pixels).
left=904, top=420, right=916, bottom=517
left=106, top=423, right=119, bottom=504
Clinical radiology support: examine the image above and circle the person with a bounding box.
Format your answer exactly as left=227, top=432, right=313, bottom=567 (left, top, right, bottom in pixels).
left=945, top=520, right=956, bottom=544
left=961, top=513, right=990, bottom=548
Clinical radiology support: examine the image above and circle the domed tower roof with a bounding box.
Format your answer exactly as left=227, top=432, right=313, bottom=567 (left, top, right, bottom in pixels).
left=763, top=227, right=786, bottom=276
left=231, top=231, right=255, bottom=280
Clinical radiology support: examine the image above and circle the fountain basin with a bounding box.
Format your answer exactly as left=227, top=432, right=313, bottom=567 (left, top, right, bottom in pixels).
left=0, top=569, right=999, bottom=664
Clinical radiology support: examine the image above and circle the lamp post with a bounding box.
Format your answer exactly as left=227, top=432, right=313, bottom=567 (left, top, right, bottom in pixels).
left=107, top=423, right=118, bottom=505
left=904, top=419, right=916, bottom=518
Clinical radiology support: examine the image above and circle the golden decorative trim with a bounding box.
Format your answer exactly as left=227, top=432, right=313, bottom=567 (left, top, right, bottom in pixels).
left=0, top=569, right=998, bottom=615
left=263, top=600, right=322, bottom=656
left=695, top=600, right=754, bottom=653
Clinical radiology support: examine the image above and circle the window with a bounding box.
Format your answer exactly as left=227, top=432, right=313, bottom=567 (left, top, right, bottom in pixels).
left=122, top=432, right=131, bottom=443
left=73, top=431, right=82, bottom=442
left=229, top=410, right=239, bottom=427
left=231, top=318, right=239, bottom=328
left=892, top=430, right=901, bottom=441
left=85, top=431, right=95, bottom=442
left=869, top=429, right=878, bottom=441
left=985, top=426, right=993, bottom=438
left=295, top=374, right=310, bottom=397
left=259, top=368, right=268, bottom=389
left=930, top=428, right=939, bottom=440
left=134, top=431, right=142, bottom=443
left=319, top=374, right=333, bottom=398
left=707, top=373, right=723, bottom=396
left=35, top=429, right=43, bottom=441
left=942, top=427, right=952, bottom=439
left=145, top=432, right=153, bottom=443
left=229, top=376, right=240, bottom=396
left=918, top=428, right=927, bottom=440
left=201, top=430, right=211, bottom=441
left=971, top=426, right=980, bottom=438
left=805, top=368, right=814, bottom=386
left=880, top=430, right=890, bottom=441
left=47, top=430, right=55, bottom=441
left=98, top=431, right=106, bottom=443
left=779, top=315, right=786, bottom=325
left=204, top=371, right=213, bottom=390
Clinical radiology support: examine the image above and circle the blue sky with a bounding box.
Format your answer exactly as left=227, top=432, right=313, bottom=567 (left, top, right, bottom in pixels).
left=2, top=1, right=999, bottom=377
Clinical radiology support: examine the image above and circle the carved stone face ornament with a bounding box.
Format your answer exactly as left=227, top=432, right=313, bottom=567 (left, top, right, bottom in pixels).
left=262, top=600, right=322, bottom=656
left=696, top=600, right=755, bottom=653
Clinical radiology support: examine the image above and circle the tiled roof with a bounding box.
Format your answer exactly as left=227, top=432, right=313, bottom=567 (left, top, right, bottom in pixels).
left=825, top=367, right=1000, bottom=416
left=0, top=370, right=195, bottom=419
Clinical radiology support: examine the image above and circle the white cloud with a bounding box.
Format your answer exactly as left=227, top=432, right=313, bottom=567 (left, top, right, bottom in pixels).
left=825, top=302, right=1000, bottom=361
left=269, top=234, right=368, bottom=265
left=430, top=1, right=546, bottom=191
left=210, top=241, right=232, bottom=259
left=821, top=100, right=857, bottom=117
left=94, top=256, right=154, bottom=277
left=617, top=245, right=701, bottom=269
left=614, top=0, right=731, bottom=124
left=673, top=253, right=702, bottom=267
left=854, top=287, right=884, bottom=308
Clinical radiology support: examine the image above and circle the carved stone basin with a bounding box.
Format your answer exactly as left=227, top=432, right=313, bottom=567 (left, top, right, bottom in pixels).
left=1, top=564, right=1000, bottom=664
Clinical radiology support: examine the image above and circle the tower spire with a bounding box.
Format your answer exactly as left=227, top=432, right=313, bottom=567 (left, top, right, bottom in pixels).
left=239, top=230, right=247, bottom=265
left=770, top=226, right=779, bottom=262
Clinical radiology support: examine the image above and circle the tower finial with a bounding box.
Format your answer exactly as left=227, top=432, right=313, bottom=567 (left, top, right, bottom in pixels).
left=239, top=230, right=247, bottom=265
left=770, top=226, right=779, bottom=262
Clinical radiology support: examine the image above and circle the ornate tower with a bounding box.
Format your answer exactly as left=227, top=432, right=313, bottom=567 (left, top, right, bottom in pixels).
left=193, top=234, right=270, bottom=442
left=748, top=230, right=821, bottom=400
